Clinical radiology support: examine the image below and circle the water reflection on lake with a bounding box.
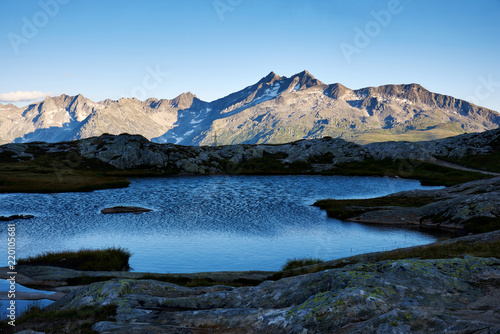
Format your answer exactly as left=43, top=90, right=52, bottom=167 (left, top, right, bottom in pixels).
left=1, top=175, right=443, bottom=273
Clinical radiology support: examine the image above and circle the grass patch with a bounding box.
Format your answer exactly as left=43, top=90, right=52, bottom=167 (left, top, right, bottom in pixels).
left=269, top=261, right=345, bottom=281
left=324, top=158, right=492, bottom=186
left=269, top=238, right=500, bottom=281
left=463, top=216, right=500, bottom=234
left=0, top=169, right=130, bottom=193
left=268, top=257, right=336, bottom=281
left=0, top=303, right=117, bottom=334
left=347, top=123, right=468, bottom=145
left=18, top=247, right=132, bottom=271
left=281, top=257, right=324, bottom=271
left=378, top=239, right=500, bottom=261
left=106, top=169, right=177, bottom=177
left=313, top=196, right=437, bottom=220
left=139, top=273, right=262, bottom=287
left=0, top=151, right=130, bottom=193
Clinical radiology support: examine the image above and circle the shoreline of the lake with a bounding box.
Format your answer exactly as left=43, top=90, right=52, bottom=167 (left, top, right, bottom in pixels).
left=1, top=129, right=499, bottom=194
left=314, top=176, right=500, bottom=233
left=3, top=230, right=499, bottom=332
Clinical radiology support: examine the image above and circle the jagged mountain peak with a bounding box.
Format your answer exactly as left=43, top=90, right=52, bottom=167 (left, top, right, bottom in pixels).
left=144, top=92, right=206, bottom=111
left=178, top=91, right=197, bottom=99
left=41, top=93, right=90, bottom=106
left=289, top=70, right=324, bottom=89
left=39, top=95, right=62, bottom=108
left=65, top=94, right=89, bottom=105
left=171, top=91, right=199, bottom=109
left=258, top=71, right=283, bottom=85
left=74, top=93, right=87, bottom=100
left=297, top=70, right=314, bottom=78
left=325, top=83, right=352, bottom=99
left=69, top=94, right=92, bottom=107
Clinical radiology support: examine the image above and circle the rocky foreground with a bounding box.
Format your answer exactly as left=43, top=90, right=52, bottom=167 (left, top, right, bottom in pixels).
left=2, top=231, right=496, bottom=333
left=71, top=257, right=500, bottom=333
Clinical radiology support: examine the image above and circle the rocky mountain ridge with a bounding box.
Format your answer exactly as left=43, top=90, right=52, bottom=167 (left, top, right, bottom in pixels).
left=1, top=71, right=499, bottom=145
left=2, top=128, right=498, bottom=175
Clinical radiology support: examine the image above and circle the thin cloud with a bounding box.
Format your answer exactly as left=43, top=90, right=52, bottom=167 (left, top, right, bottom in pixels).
left=0, top=91, right=52, bottom=102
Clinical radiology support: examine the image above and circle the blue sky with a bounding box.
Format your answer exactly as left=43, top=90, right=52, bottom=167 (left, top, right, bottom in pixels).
left=1, top=0, right=499, bottom=111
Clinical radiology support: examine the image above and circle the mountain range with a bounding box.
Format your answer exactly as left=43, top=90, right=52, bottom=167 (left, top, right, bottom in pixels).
left=1, top=70, right=499, bottom=146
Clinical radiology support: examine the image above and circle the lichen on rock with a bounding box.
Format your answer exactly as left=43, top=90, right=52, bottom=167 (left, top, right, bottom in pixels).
left=43, top=256, right=500, bottom=333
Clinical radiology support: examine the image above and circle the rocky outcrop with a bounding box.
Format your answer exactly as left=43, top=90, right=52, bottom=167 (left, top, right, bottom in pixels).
left=366, top=128, right=500, bottom=161
left=316, top=177, right=500, bottom=231
left=42, top=256, right=500, bottom=333
left=1, top=129, right=499, bottom=178
left=75, top=133, right=369, bottom=172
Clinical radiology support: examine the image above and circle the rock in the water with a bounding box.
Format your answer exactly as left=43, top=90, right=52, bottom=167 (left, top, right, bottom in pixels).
left=101, top=206, right=152, bottom=214
left=0, top=214, right=34, bottom=221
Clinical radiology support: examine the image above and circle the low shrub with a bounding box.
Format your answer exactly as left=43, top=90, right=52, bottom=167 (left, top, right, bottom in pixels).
left=281, top=257, right=324, bottom=271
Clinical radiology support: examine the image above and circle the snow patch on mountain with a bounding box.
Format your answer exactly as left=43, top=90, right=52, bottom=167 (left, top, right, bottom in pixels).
left=243, top=82, right=281, bottom=108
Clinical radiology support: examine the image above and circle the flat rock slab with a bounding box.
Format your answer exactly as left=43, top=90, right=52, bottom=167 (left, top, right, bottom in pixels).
left=101, top=206, right=152, bottom=214
left=0, top=291, right=65, bottom=301
left=0, top=265, right=272, bottom=289
left=45, top=256, right=500, bottom=334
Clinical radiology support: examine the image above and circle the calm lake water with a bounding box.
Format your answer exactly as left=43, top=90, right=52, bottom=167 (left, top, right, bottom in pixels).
left=1, top=175, right=443, bottom=273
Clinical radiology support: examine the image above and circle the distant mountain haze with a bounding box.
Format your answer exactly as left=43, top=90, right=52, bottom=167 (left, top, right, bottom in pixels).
left=1, top=71, right=499, bottom=145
